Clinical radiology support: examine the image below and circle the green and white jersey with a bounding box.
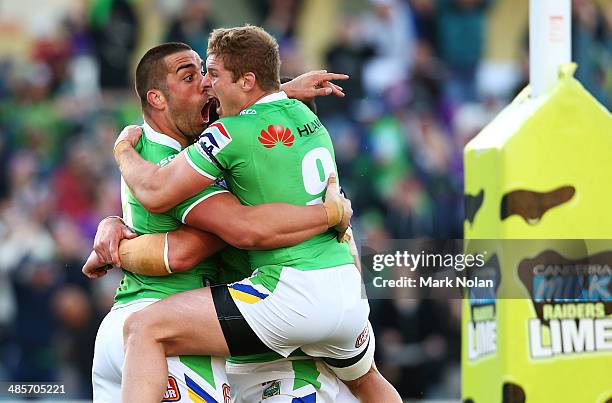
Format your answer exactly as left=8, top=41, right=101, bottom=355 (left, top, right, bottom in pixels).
left=115, top=121, right=228, bottom=305
left=217, top=246, right=252, bottom=285
left=185, top=92, right=353, bottom=271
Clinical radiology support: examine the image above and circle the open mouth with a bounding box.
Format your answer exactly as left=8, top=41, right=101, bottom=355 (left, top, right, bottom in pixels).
left=201, top=97, right=218, bottom=124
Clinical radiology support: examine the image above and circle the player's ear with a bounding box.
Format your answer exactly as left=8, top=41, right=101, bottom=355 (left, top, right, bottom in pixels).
left=146, top=89, right=166, bottom=110
left=241, top=72, right=256, bottom=92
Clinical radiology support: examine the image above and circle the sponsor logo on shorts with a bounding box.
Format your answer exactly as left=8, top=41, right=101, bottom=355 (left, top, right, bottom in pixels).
left=162, top=376, right=181, bottom=402
left=258, top=124, right=294, bottom=148
left=262, top=380, right=281, bottom=400
left=222, top=383, right=231, bottom=403
left=355, top=325, right=369, bottom=348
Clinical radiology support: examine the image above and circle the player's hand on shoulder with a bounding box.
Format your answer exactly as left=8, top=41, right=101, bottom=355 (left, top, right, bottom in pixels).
left=93, top=216, right=138, bottom=267
left=282, top=70, right=348, bottom=102
left=114, top=125, right=142, bottom=154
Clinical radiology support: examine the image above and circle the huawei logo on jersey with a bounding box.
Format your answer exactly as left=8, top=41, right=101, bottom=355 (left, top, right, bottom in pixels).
left=258, top=124, right=294, bottom=148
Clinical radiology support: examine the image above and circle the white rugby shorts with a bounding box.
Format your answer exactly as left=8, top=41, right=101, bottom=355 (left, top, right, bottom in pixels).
left=92, top=299, right=230, bottom=403
left=226, top=358, right=358, bottom=403
left=213, top=264, right=374, bottom=381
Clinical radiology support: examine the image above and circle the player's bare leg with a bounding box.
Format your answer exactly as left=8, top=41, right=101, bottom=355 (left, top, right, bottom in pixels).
left=120, top=326, right=168, bottom=403
left=343, top=363, right=402, bottom=403
left=121, top=287, right=229, bottom=403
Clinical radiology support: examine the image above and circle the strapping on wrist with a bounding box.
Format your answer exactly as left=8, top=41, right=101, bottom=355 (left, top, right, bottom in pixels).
left=324, top=201, right=343, bottom=228
left=119, top=233, right=171, bottom=276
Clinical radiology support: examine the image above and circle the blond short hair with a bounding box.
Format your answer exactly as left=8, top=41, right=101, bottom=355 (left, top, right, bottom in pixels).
left=207, top=25, right=281, bottom=91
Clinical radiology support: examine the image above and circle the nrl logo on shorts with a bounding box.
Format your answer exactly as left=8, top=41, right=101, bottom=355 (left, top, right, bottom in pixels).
left=258, top=124, right=294, bottom=148
left=355, top=325, right=369, bottom=348
left=222, top=383, right=231, bottom=403
left=162, top=376, right=181, bottom=402
left=262, top=380, right=281, bottom=399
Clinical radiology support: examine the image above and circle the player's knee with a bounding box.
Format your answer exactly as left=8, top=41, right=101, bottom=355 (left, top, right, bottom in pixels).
left=343, top=363, right=402, bottom=403
left=325, top=326, right=376, bottom=383
left=123, top=310, right=159, bottom=345
left=342, top=363, right=377, bottom=390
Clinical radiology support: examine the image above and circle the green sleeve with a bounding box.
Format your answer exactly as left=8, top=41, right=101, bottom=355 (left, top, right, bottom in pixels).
left=134, top=130, right=144, bottom=153
left=169, top=185, right=229, bottom=224
left=184, top=119, right=246, bottom=179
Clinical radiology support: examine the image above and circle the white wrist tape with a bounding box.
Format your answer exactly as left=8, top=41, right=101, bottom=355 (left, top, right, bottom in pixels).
left=163, top=232, right=172, bottom=274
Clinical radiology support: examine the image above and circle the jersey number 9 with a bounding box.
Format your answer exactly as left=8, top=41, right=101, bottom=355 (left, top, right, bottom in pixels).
left=301, top=147, right=336, bottom=205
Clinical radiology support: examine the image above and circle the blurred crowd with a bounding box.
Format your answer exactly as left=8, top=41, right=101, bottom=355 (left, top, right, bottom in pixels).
left=0, top=0, right=609, bottom=400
